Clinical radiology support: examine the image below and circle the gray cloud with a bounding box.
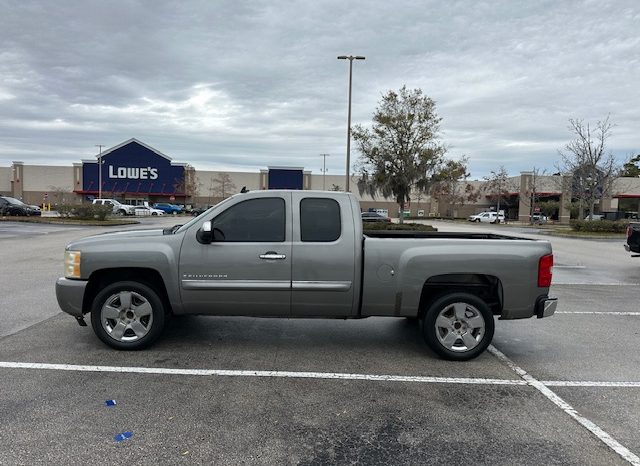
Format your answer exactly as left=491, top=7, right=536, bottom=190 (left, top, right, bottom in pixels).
left=0, top=0, right=638, bottom=178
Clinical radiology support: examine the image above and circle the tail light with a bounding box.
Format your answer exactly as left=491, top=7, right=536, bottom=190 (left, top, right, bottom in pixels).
left=627, top=226, right=632, bottom=239
left=538, top=254, right=553, bottom=287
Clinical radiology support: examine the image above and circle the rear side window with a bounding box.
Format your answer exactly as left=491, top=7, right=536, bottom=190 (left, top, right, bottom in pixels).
left=213, top=197, right=285, bottom=242
left=300, top=198, right=341, bottom=242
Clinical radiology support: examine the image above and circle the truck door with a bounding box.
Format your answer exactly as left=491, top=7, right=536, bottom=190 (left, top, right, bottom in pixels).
left=290, top=193, right=357, bottom=317
left=179, top=194, right=292, bottom=316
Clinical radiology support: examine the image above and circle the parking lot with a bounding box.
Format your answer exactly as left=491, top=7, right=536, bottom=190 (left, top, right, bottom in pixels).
left=1, top=217, right=639, bottom=465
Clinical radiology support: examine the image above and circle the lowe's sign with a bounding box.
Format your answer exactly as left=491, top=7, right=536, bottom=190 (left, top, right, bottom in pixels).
left=108, top=166, right=159, bottom=180
left=81, top=139, right=186, bottom=196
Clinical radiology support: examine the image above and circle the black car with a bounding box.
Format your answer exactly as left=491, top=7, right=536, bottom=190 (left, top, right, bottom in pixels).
left=361, top=211, right=391, bottom=223
left=191, top=206, right=214, bottom=216
left=0, top=196, right=42, bottom=216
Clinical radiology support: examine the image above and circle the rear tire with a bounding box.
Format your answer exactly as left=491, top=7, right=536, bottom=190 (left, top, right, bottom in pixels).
left=422, top=292, right=494, bottom=361
left=90, top=281, right=166, bottom=350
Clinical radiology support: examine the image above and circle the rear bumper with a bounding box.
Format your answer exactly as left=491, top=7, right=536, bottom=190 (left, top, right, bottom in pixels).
left=55, top=277, right=87, bottom=317
left=536, top=297, right=557, bottom=318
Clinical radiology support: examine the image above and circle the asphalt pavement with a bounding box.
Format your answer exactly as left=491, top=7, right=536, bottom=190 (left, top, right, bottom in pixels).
left=1, top=218, right=639, bottom=465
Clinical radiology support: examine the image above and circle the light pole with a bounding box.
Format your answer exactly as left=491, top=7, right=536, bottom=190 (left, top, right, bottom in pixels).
left=320, top=153, right=330, bottom=190
left=337, top=55, right=365, bottom=192
left=96, top=144, right=105, bottom=199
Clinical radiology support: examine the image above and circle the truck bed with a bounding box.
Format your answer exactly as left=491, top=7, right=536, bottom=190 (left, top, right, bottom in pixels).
left=364, top=230, right=532, bottom=241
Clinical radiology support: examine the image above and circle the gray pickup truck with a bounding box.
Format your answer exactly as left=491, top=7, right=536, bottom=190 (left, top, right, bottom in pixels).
left=56, top=190, right=557, bottom=360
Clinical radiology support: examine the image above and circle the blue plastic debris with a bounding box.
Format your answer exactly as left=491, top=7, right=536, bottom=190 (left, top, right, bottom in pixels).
left=114, top=431, right=133, bottom=442
left=105, top=400, right=117, bottom=407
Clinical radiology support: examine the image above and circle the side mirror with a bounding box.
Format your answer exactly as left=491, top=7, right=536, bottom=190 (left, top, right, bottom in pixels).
left=196, top=221, right=213, bottom=244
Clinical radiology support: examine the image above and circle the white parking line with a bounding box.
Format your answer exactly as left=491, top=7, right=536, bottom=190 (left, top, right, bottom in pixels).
left=0, top=361, right=526, bottom=385
left=553, top=282, right=640, bottom=286
left=2, top=361, right=640, bottom=389
left=557, top=311, right=640, bottom=316
left=544, top=381, right=640, bottom=387
left=488, top=345, right=640, bottom=466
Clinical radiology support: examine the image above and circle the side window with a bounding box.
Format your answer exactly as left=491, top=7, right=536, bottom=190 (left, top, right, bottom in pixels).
left=213, top=197, right=285, bottom=242
left=300, top=198, right=341, bottom=242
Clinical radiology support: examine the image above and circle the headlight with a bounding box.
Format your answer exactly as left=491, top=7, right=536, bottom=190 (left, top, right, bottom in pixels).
left=64, top=250, right=81, bottom=279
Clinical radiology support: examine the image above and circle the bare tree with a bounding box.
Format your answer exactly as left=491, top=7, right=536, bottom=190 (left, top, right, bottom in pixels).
left=174, top=166, right=200, bottom=205
left=210, top=172, right=237, bottom=202
left=430, top=156, right=479, bottom=217
left=48, top=185, right=71, bottom=205
left=557, top=116, right=619, bottom=220
left=519, top=167, right=547, bottom=223
left=483, top=166, right=514, bottom=222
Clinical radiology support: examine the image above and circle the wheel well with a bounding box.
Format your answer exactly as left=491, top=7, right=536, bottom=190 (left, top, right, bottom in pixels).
left=83, top=268, right=172, bottom=315
left=418, top=274, right=503, bottom=317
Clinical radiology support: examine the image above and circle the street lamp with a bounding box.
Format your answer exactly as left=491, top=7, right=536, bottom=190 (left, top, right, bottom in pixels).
left=320, top=153, right=330, bottom=190
left=96, top=144, right=105, bottom=199
left=337, top=55, right=365, bottom=192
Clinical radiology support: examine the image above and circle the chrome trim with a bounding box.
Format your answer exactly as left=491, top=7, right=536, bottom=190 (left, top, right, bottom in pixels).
left=259, top=253, right=287, bottom=260
left=182, top=279, right=291, bottom=290
left=292, top=281, right=352, bottom=291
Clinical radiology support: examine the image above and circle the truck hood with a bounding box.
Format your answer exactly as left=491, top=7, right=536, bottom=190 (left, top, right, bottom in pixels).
left=66, top=228, right=166, bottom=249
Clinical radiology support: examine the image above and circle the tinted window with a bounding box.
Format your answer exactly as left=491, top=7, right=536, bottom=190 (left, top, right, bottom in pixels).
left=300, top=198, right=341, bottom=242
left=213, top=197, right=285, bottom=242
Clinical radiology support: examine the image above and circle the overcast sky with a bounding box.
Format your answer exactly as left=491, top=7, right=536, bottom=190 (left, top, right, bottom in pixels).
left=1, top=0, right=638, bottom=179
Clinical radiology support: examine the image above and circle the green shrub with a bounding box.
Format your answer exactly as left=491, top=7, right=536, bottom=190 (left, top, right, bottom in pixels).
left=569, top=219, right=628, bottom=233
left=55, top=204, right=112, bottom=221
left=363, top=222, right=436, bottom=231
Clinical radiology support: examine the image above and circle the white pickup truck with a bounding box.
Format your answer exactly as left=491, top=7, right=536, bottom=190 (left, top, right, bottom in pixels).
left=57, top=190, right=557, bottom=360
left=92, top=198, right=136, bottom=216
left=468, top=211, right=505, bottom=224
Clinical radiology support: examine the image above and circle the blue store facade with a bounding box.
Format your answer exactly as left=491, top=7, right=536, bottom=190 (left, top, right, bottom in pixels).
left=77, top=138, right=190, bottom=203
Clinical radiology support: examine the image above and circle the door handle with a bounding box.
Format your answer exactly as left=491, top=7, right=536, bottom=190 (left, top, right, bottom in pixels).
left=259, top=252, right=286, bottom=260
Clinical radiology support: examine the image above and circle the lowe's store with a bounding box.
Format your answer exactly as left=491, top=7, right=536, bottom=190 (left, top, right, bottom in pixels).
left=1, top=138, right=640, bottom=222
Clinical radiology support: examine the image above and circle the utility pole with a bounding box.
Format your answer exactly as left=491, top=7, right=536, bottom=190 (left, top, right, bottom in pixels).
left=96, top=144, right=105, bottom=199
left=320, top=153, right=330, bottom=190
left=337, top=55, right=365, bottom=192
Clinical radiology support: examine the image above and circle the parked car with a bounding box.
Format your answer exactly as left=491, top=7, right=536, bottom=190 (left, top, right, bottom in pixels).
left=133, top=206, right=165, bottom=216
left=191, top=206, right=214, bottom=216
left=153, top=203, right=183, bottom=215
left=55, top=190, right=557, bottom=361
left=530, top=213, right=548, bottom=224
left=468, top=211, right=505, bottom=224
left=625, top=222, right=640, bottom=255
left=92, top=198, right=136, bottom=216
left=583, top=214, right=604, bottom=221
left=361, top=211, right=391, bottom=223
left=0, top=196, right=42, bottom=216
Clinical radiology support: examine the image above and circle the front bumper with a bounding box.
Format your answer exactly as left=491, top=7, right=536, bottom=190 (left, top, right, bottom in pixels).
left=536, top=297, right=558, bottom=318
left=55, top=277, right=88, bottom=317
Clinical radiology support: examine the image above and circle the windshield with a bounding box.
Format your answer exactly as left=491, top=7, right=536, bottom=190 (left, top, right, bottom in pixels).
left=4, top=197, right=26, bottom=206
left=175, top=196, right=234, bottom=234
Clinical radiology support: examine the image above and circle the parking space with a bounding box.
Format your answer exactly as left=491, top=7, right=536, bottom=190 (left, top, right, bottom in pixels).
left=0, top=222, right=83, bottom=239
left=1, top=222, right=640, bottom=464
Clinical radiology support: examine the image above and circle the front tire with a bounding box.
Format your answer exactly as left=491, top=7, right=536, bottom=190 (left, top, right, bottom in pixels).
left=90, top=281, right=166, bottom=350
left=422, top=292, right=494, bottom=361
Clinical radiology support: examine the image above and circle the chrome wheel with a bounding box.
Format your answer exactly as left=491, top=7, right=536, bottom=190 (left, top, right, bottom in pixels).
left=434, top=302, right=486, bottom=352
left=100, top=291, right=154, bottom=342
